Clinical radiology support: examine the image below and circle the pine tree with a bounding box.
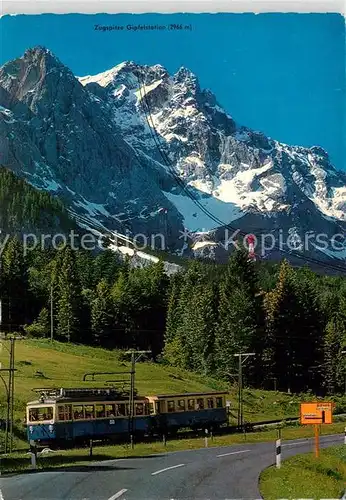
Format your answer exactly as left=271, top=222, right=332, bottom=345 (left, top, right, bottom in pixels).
left=145, top=261, right=169, bottom=357
left=323, top=286, right=346, bottom=394
left=0, top=236, right=28, bottom=330
left=264, top=260, right=296, bottom=391
left=165, top=273, right=183, bottom=345
left=111, top=270, right=132, bottom=347
left=188, top=282, right=217, bottom=374
left=263, top=260, right=325, bottom=393
left=55, top=247, right=81, bottom=342
left=94, top=249, right=121, bottom=285
left=24, top=307, right=50, bottom=337
left=91, top=279, right=114, bottom=346
left=215, top=251, right=259, bottom=381
left=164, top=261, right=204, bottom=369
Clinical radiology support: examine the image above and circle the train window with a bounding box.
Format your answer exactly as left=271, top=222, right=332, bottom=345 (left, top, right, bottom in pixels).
left=105, top=404, right=116, bottom=417
left=29, top=406, right=53, bottom=422
left=84, top=405, right=95, bottom=419
left=207, top=398, right=214, bottom=409
left=29, top=408, right=38, bottom=422
left=116, top=404, right=126, bottom=416
left=73, top=405, right=84, bottom=420
left=177, top=400, right=185, bottom=411
left=149, top=403, right=155, bottom=414
left=58, top=405, right=72, bottom=420
left=66, top=405, right=72, bottom=420
left=135, top=403, right=144, bottom=415
left=216, top=397, right=223, bottom=408
left=196, top=398, right=204, bottom=410
left=167, top=401, right=175, bottom=412
left=58, top=406, right=65, bottom=420
left=96, top=405, right=105, bottom=418
left=188, top=399, right=195, bottom=411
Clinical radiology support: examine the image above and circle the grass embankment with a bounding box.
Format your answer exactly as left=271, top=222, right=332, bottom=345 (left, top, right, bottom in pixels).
left=1, top=338, right=345, bottom=471
left=1, top=422, right=345, bottom=474
left=260, top=445, right=346, bottom=499
left=0, top=338, right=321, bottom=434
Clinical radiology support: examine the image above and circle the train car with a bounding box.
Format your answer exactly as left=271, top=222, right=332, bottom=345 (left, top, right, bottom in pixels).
left=26, top=388, right=229, bottom=446
left=26, top=387, right=152, bottom=446
left=147, top=391, right=228, bottom=433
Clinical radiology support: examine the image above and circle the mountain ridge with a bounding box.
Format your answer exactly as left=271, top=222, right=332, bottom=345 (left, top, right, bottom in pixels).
left=0, top=46, right=345, bottom=270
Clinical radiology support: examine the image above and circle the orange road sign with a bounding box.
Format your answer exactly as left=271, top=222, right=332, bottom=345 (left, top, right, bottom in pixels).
left=300, top=402, right=334, bottom=425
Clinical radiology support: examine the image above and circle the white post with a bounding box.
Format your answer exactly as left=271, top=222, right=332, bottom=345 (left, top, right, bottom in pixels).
left=30, top=452, right=37, bottom=469
left=344, top=426, right=346, bottom=445
left=204, top=428, right=208, bottom=448
left=30, top=440, right=37, bottom=470
left=276, top=438, right=281, bottom=468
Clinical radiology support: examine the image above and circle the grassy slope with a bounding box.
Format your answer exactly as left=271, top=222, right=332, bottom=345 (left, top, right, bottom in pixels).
left=260, top=445, right=346, bottom=499
left=1, top=339, right=309, bottom=417
left=0, top=339, right=345, bottom=452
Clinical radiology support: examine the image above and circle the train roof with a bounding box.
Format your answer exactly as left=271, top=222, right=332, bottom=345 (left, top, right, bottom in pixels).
left=26, top=388, right=229, bottom=406
left=151, top=391, right=229, bottom=399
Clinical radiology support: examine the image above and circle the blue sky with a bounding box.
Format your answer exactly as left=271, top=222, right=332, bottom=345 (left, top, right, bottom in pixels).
left=1, top=13, right=345, bottom=170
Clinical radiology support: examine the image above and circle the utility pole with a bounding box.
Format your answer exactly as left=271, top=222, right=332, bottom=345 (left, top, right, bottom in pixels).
left=0, top=368, right=9, bottom=454
left=234, top=353, right=255, bottom=429
left=126, top=350, right=151, bottom=449
left=50, top=284, right=54, bottom=341
left=9, top=337, right=15, bottom=453
left=0, top=336, right=16, bottom=454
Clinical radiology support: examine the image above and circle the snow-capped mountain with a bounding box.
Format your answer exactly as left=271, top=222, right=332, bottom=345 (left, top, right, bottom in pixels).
left=0, top=47, right=184, bottom=247
left=0, top=47, right=345, bottom=269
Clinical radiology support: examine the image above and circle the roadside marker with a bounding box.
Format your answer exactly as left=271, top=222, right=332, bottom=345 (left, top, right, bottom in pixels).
left=276, top=428, right=282, bottom=468
left=205, top=428, right=208, bottom=448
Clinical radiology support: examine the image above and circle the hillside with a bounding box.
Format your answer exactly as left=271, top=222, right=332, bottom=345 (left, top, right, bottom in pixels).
left=0, top=339, right=317, bottom=430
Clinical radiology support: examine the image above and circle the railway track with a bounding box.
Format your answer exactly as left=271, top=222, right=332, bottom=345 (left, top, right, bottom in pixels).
left=9, top=413, right=346, bottom=453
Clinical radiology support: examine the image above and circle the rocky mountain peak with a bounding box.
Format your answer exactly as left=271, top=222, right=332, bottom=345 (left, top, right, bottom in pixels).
left=174, top=66, right=197, bottom=83
left=1, top=47, right=345, bottom=269
left=23, top=46, right=62, bottom=68
left=0, top=45, right=78, bottom=118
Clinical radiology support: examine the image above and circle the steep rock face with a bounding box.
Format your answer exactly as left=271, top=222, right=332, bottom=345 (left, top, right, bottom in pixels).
left=0, top=47, right=345, bottom=269
left=0, top=47, right=184, bottom=246
left=80, top=61, right=345, bottom=223
left=80, top=59, right=345, bottom=267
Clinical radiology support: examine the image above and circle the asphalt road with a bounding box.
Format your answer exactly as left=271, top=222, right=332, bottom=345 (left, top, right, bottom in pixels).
left=0, top=434, right=343, bottom=500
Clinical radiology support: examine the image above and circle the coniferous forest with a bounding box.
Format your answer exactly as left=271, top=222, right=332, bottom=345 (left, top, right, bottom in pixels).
left=0, top=235, right=345, bottom=396
left=0, top=168, right=77, bottom=234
